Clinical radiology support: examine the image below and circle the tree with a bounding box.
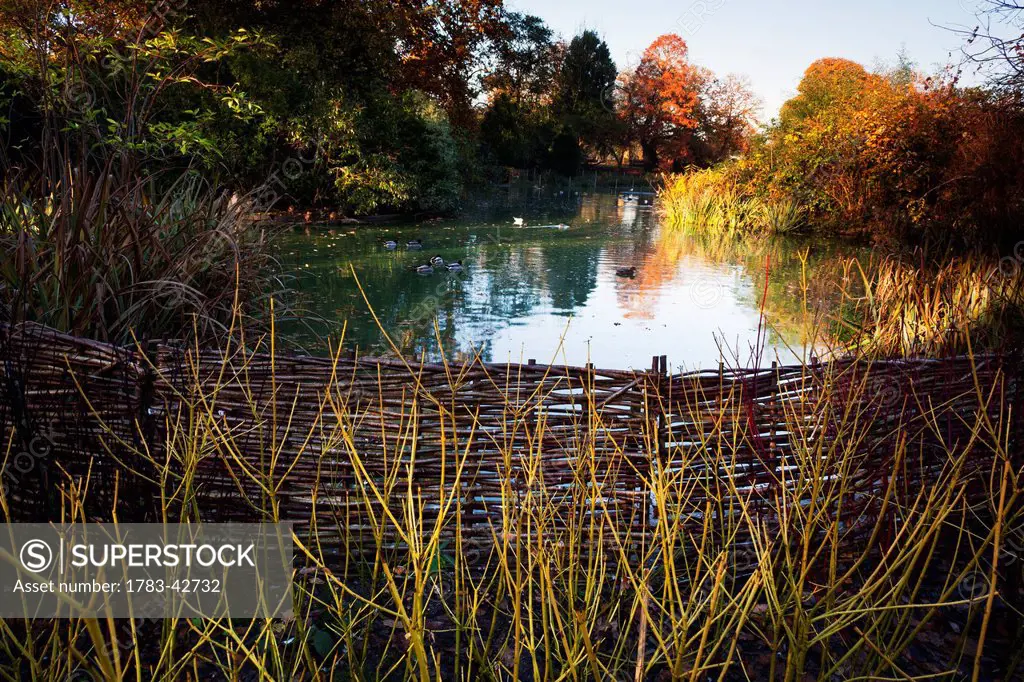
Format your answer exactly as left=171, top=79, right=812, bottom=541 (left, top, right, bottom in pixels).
left=185, top=0, right=493, bottom=212
left=479, top=26, right=616, bottom=173
left=779, top=58, right=874, bottom=125
left=553, top=30, right=618, bottom=154
left=0, top=0, right=149, bottom=46
left=619, top=34, right=701, bottom=170
left=549, top=130, right=584, bottom=175
left=742, top=53, right=1024, bottom=239
left=332, top=91, right=462, bottom=214
left=189, top=0, right=505, bottom=129
left=390, top=0, right=506, bottom=129
left=692, top=71, right=761, bottom=165
left=953, top=0, right=1024, bottom=92
left=484, top=12, right=557, bottom=107
left=0, top=0, right=266, bottom=177
left=480, top=93, right=535, bottom=167
left=554, top=31, right=617, bottom=116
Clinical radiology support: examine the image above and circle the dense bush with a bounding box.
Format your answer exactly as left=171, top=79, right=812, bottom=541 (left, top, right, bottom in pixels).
left=0, top=1, right=484, bottom=217
left=734, top=58, right=1024, bottom=241
left=323, top=91, right=463, bottom=215
left=478, top=93, right=555, bottom=170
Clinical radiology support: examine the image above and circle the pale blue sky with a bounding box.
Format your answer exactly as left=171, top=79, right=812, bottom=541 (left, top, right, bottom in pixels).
left=508, top=0, right=984, bottom=118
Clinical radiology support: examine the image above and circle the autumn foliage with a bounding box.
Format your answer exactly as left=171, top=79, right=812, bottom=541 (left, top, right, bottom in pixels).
left=730, top=57, right=1024, bottom=240
left=619, top=34, right=702, bottom=170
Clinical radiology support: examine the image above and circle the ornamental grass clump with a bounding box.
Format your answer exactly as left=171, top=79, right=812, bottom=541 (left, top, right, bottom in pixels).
left=661, top=169, right=805, bottom=236
left=0, top=163, right=283, bottom=342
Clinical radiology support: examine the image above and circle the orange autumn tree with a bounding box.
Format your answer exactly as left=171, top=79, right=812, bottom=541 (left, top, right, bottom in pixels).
left=619, top=34, right=702, bottom=170
left=742, top=55, right=1024, bottom=237
left=391, top=0, right=506, bottom=129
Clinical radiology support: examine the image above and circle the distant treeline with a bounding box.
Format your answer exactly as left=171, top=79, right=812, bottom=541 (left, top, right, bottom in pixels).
left=0, top=1, right=757, bottom=216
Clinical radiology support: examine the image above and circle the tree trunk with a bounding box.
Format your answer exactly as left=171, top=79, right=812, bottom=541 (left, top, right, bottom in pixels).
left=641, top=140, right=659, bottom=172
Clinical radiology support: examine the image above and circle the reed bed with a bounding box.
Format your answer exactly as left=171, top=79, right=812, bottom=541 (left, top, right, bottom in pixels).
left=834, top=255, right=1024, bottom=356
left=655, top=192, right=1024, bottom=359
left=0, top=319, right=1021, bottom=680
left=660, top=170, right=804, bottom=236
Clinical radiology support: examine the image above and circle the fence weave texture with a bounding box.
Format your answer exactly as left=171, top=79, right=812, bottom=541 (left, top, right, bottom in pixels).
left=1, top=323, right=1019, bottom=554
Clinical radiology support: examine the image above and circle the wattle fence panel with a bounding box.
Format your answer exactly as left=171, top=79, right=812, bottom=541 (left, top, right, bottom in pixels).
left=1, top=322, right=1019, bottom=558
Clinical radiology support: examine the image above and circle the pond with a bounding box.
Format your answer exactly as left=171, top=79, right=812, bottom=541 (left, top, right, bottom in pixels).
left=280, top=190, right=867, bottom=370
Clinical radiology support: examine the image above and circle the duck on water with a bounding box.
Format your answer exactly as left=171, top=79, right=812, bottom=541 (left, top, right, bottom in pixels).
left=411, top=260, right=465, bottom=275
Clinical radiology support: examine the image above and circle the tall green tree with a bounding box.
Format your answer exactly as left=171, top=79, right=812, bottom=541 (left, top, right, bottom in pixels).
left=483, top=12, right=557, bottom=106
left=553, top=29, right=618, bottom=155
left=480, top=93, right=535, bottom=168
left=554, top=31, right=617, bottom=117
left=478, top=12, right=562, bottom=170
left=185, top=0, right=490, bottom=213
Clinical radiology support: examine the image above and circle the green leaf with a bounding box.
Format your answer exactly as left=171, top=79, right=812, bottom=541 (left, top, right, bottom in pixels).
left=308, top=625, right=335, bottom=659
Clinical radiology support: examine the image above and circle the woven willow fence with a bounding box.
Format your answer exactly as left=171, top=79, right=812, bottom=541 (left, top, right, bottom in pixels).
left=1, top=322, right=1020, bottom=556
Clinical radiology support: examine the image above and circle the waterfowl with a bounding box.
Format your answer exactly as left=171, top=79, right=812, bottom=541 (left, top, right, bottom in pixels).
left=414, top=264, right=434, bottom=275
left=430, top=255, right=445, bottom=267
left=616, top=267, right=637, bottom=278
left=384, top=240, right=398, bottom=250
left=446, top=260, right=464, bottom=272
left=407, top=239, right=423, bottom=249
left=513, top=217, right=525, bottom=227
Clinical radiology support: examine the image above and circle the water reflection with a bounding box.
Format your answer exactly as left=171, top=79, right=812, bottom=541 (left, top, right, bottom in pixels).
left=279, top=193, right=866, bottom=369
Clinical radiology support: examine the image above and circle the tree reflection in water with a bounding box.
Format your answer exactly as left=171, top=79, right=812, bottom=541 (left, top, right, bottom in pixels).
left=279, top=193, right=869, bottom=368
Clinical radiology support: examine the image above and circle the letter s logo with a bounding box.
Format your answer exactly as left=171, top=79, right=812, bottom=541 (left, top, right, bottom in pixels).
left=20, top=539, right=53, bottom=572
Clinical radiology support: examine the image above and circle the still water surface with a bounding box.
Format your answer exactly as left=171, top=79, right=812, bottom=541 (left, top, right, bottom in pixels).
left=281, top=192, right=865, bottom=370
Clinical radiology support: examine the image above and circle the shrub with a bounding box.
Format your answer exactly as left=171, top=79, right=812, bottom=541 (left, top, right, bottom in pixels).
left=327, top=90, right=462, bottom=215
left=739, top=58, right=1024, bottom=241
